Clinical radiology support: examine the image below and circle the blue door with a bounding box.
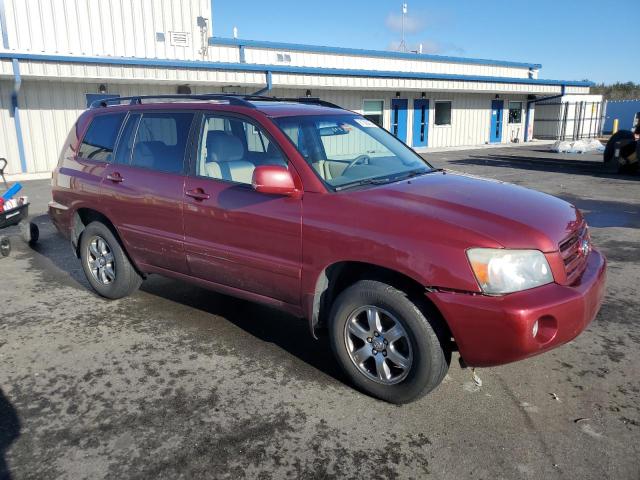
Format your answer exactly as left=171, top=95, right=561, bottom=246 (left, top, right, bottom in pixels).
left=490, top=99, right=504, bottom=143
left=412, top=99, right=429, bottom=147
left=391, top=98, right=408, bottom=142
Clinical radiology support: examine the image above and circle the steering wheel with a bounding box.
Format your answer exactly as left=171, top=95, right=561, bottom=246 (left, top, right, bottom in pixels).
left=342, top=154, right=371, bottom=176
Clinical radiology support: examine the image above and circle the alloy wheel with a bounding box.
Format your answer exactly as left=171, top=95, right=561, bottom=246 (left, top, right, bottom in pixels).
left=86, top=235, right=116, bottom=285
left=343, top=305, right=413, bottom=385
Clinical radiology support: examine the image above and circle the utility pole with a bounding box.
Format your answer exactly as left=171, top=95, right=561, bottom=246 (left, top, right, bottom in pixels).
left=399, top=3, right=408, bottom=52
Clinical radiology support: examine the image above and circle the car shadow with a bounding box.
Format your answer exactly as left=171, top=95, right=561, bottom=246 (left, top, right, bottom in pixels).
left=139, top=276, right=346, bottom=384
left=447, top=154, right=640, bottom=180
left=25, top=215, right=90, bottom=287
left=0, top=388, right=20, bottom=480
left=26, top=218, right=346, bottom=385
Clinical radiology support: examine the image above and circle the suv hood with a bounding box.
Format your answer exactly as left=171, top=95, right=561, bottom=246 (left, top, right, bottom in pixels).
left=354, top=171, right=581, bottom=252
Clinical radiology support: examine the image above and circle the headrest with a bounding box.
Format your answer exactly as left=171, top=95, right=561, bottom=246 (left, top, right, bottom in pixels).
left=206, top=131, right=244, bottom=163
left=133, top=141, right=166, bottom=168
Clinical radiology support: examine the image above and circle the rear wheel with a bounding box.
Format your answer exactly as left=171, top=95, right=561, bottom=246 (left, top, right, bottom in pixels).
left=80, top=221, right=142, bottom=299
left=329, top=280, right=449, bottom=404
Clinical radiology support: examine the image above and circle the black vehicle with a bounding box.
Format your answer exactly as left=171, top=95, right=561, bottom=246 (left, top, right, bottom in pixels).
left=604, top=124, right=640, bottom=173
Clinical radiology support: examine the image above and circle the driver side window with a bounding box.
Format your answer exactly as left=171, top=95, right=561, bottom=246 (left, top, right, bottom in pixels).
left=197, top=115, right=287, bottom=185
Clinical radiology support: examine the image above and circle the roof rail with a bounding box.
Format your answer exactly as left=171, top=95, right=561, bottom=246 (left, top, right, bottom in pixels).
left=89, top=93, right=343, bottom=110
left=243, top=95, right=342, bottom=109
left=89, top=93, right=256, bottom=109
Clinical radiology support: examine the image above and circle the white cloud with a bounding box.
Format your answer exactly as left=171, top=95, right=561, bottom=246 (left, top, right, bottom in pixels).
left=385, top=12, right=425, bottom=34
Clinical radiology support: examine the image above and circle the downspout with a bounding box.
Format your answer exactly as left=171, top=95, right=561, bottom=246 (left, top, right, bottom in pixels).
left=1, top=0, right=29, bottom=174
left=524, top=85, right=566, bottom=142
left=252, top=70, right=272, bottom=96
left=11, top=59, right=28, bottom=173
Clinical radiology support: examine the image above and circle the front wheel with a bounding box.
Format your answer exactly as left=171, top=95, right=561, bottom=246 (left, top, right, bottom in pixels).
left=80, top=221, right=142, bottom=299
left=329, top=280, right=450, bottom=404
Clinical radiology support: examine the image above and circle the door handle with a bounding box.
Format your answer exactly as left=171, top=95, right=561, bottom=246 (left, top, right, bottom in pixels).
left=106, top=172, right=123, bottom=183
left=185, top=189, right=210, bottom=201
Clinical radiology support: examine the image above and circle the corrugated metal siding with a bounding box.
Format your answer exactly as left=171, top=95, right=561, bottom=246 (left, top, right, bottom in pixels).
left=1, top=0, right=211, bottom=60
left=0, top=80, right=21, bottom=174
left=603, top=99, right=640, bottom=132
left=268, top=88, right=530, bottom=148
left=4, top=80, right=536, bottom=174
left=4, top=80, right=235, bottom=174
left=6, top=57, right=565, bottom=95
left=269, top=72, right=561, bottom=95
left=240, top=48, right=534, bottom=79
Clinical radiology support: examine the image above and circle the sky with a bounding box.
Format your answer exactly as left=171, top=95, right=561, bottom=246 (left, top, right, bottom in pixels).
left=210, top=0, right=638, bottom=84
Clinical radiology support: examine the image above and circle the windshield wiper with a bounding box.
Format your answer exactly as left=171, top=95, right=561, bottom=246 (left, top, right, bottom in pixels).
left=334, top=177, right=390, bottom=191
left=334, top=168, right=444, bottom=191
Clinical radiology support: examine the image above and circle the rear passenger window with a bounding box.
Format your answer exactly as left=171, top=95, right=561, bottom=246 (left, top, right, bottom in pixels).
left=78, top=113, right=126, bottom=162
left=130, top=112, right=194, bottom=174
left=114, top=114, right=140, bottom=165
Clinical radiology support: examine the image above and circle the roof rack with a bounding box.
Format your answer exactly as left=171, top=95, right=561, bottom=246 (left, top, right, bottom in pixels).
left=89, top=93, right=256, bottom=109
left=89, top=93, right=343, bottom=110
left=243, top=95, right=342, bottom=109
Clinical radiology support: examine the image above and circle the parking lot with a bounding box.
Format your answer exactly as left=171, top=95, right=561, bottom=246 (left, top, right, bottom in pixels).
left=1, top=144, right=638, bottom=479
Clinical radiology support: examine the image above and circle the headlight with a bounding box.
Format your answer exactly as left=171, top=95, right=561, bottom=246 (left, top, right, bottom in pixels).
left=467, top=248, right=553, bottom=295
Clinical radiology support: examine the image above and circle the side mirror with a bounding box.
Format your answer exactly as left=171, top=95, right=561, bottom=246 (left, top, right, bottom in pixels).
left=252, top=165, right=298, bottom=196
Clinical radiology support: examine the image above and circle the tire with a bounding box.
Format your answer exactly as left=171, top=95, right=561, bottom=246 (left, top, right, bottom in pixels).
left=20, top=220, right=39, bottom=245
left=329, top=280, right=449, bottom=404
left=0, top=237, right=10, bottom=257
left=616, top=141, right=639, bottom=174
left=604, top=130, right=634, bottom=163
left=79, top=221, right=142, bottom=299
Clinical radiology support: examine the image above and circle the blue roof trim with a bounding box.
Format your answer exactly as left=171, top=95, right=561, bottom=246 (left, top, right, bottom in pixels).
left=210, top=36, right=543, bottom=70
left=0, top=52, right=593, bottom=88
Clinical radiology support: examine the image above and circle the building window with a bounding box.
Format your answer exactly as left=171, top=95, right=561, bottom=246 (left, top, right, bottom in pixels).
left=434, top=101, right=452, bottom=126
left=276, top=52, right=292, bottom=63
left=509, top=101, right=523, bottom=124
left=363, top=100, right=384, bottom=127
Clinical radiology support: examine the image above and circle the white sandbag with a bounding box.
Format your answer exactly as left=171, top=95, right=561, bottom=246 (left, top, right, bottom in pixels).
left=552, top=141, right=572, bottom=153
left=553, top=139, right=605, bottom=154
left=568, top=140, right=588, bottom=153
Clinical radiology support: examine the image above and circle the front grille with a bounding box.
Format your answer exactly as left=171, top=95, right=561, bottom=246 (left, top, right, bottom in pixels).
left=559, top=223, right=590, bottom=284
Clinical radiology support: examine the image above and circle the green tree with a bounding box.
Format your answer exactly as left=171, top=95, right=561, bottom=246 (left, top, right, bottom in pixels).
left=591, top=82, right=640, bottom=100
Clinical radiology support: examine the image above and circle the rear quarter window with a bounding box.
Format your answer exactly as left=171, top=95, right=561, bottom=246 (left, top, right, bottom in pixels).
left=78, top=113, right=126, bottom=162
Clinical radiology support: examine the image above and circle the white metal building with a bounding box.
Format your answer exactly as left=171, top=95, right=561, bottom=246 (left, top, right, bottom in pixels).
left=0, top=0, right=595, bottom=176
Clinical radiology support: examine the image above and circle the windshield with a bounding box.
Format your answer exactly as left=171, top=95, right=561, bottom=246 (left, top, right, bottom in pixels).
left=274, top=114, right=434, bottom=190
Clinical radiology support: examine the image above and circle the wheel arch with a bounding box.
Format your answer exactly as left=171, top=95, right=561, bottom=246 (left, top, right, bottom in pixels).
left=309, top=261, right=452, bottom=342
left=72, top=207, right=144, bottom=277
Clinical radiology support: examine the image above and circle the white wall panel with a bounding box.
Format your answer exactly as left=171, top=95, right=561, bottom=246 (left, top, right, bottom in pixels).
left=1, top=77, right=578, bottom=174
left=0, top=81, right=21, bottom=174
left=1, top=0, right=212, bottom=60
left=237, top=47, right=535, bottom=79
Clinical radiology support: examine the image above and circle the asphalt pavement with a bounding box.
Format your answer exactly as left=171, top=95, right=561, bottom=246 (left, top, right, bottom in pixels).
left=1, top=144, right=638, bottom=479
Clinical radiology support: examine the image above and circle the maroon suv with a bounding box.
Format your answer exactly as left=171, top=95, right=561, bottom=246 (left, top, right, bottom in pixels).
left=49, top=94, right=606, bottom=403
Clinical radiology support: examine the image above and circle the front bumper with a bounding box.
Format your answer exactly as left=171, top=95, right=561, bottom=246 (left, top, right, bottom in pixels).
left=427, top=249, right=606, bottom=367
